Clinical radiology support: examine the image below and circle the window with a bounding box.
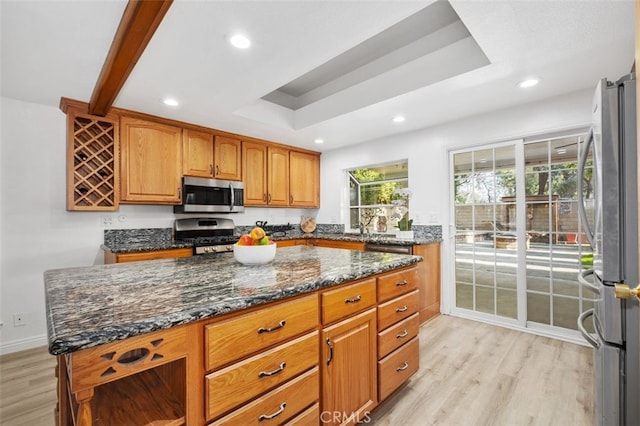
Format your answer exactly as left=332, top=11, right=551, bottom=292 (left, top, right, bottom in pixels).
left=348, top=161, right=408, bottom=233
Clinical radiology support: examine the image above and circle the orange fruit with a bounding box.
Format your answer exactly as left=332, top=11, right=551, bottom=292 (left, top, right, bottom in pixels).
left=250, top=226, right=266, bottom=241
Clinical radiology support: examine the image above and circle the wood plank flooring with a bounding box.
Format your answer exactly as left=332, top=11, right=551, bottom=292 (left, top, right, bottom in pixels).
left=0, top=315, right=593, bottom=426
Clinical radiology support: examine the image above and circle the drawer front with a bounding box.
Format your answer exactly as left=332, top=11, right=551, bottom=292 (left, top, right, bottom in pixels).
left=206, top=331, right=319, bottom=421
left=377, top=290, right=419, bottom=331
left=377, top=267, right=418, bottom=303
left=69, top=325, right=187, bottom=391
left=321, top=278, right=376, bottom=325
left=377, top=313, right=419, bottom=359
left=285, top=402, right=319, bottom=425
left=378, top=337, right=419, bottom=401
left=210, top=367, right=319, bottom=425
left=206, top=294, right=319, bottom=370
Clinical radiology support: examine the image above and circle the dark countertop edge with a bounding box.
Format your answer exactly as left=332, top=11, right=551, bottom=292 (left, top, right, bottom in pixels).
left=47, top=255, right=423, bottom=355
left=101, top=234, right=441, bottom=253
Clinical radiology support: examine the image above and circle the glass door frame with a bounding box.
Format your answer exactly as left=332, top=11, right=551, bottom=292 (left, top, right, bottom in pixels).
left=448, top=133, right=591, bottom=343
left=448, top=139, right=527, bottom=327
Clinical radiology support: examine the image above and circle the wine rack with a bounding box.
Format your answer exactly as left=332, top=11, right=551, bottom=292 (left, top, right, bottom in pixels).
left=66, top=109, right=119, bottom=211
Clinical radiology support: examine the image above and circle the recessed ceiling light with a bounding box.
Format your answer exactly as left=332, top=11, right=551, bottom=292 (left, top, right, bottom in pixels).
left=163, top=98, right=179, bottom=106
left=229, top=34, right=251, bottom=49
left=392, top=115, right=406, bottom=123
left=518, top=78, right=539, bottom=88
left=314, top=138, right=324, bottom=144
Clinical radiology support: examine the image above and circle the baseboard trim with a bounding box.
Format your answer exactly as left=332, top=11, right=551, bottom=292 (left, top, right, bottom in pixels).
left=0, top=334, right=48, bottom=355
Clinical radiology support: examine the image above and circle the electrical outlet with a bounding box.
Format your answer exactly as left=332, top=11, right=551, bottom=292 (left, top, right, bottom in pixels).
left=100, top=216, right=113, bottom=227
left=13, top=313, right=26, bottom=327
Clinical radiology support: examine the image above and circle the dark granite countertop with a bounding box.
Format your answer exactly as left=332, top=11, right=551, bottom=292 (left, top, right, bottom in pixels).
left=44, top=246, right=422, bottom=355
left=101, top=231, right=440, bottom=253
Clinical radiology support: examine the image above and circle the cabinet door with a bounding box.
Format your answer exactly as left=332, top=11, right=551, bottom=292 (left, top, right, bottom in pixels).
left=242, top=141, right=268, bottom=206
left=322, top=308, right=377, bottom=426
left=412, top=243, right=441, bottom=324
left=214, top=135, right=242, bottom=181
left=120, top=117, right=182, bottom=204
left=183, top=129, right=214, bottom=177
left=267, top=147, right=290, bottom=206
left=289, top=151, right=320, bottom=208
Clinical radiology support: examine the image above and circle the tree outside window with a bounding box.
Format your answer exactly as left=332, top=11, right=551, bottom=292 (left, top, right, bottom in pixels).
left=349, top=162, right=408, bottom=233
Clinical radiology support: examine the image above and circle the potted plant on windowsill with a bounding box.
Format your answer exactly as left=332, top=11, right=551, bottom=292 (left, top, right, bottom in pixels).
left=392, top=188, right=414, bottom=239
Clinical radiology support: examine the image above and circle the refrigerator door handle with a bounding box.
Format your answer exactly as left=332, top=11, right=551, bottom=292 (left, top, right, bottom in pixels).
left=578, top=269, right=600, bottom=295
left=578, top=128, right=595, bottom=248
left=577, top=308, right=600, bottom=349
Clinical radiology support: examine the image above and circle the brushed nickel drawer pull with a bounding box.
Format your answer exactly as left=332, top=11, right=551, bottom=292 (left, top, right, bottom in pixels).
left=345, top=295, right=362, bottom=304
left=259, top=402, right=287, bottom=421
left=396, top=305, right=408, bottom=313
left=396, top=361, right=409, bottom=371
left=258, top=320, right=286, bottom=334
left=396, top=330, right=409, bottom=338
left=326, top=338, right=334, bottom=365
left=396, top=279, right=408, bottom=287
left=258, top=362, right=286, bottom=378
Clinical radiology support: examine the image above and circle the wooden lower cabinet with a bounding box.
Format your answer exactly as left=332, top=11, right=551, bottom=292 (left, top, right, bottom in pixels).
left=321, top=308, right=377, bottom=426
left=58, top=267, right=422, bottom=425
left=210, top=368, right=319, bottom=426
left=205, top=332, right=318, bottom=421
left=377, top=337, right=419, bottom=401
left=104, top=247, right=193, bottom=264
left=413, top=242, right=441, bottom=324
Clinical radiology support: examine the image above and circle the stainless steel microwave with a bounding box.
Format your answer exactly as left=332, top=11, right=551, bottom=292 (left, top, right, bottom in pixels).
left=173, top=177, right=244, bottom=213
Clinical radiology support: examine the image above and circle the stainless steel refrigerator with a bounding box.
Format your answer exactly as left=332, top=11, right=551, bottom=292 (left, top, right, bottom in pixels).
left=578, top=74, right=640, bottom=425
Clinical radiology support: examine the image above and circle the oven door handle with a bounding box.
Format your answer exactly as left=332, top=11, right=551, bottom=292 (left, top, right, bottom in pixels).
left=577, top=308, right=600, bottom=349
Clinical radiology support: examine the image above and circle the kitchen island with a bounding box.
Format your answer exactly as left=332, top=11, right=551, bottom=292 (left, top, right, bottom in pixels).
left=45, top=246, right=423, bottom=425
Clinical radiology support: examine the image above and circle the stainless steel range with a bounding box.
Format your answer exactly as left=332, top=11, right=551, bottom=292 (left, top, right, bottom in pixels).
left=174, top=218, right=238, bottom=255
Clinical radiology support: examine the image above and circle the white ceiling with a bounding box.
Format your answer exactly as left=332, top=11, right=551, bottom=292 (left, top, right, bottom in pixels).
left=1, top=0, right=635, bottom=153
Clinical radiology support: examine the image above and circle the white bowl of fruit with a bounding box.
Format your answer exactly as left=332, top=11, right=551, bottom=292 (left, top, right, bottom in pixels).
left=233, top=227, right=277, bottom=265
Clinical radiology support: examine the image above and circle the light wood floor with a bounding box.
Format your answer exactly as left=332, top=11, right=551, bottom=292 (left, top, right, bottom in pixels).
left=0, top=315, right=593, bottom=426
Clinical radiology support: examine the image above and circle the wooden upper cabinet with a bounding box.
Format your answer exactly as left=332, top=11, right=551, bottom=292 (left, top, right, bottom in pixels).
left=268, top=146, right=290, bottom=206
left=120, top=116, right=182, bottom=204
left=213, top=135, right=241, bottom=181
left=289, top=151, right=320, bottom=208
left=242, top=141, right=268, bottom=205
left=183, top=129, right=214, bottom=178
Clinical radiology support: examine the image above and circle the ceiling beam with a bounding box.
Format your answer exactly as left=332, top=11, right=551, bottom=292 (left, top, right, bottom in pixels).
left=89, top=0, right=173, bottom=116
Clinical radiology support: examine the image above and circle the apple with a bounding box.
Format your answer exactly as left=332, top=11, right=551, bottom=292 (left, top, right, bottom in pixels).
left=237, top=235, right=253, bottom=246
left=257, top=236, right=270, bottom=245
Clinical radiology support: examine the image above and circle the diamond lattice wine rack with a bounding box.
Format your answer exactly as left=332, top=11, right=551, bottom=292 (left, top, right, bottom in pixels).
left=64, top=102, right=120, bottom=211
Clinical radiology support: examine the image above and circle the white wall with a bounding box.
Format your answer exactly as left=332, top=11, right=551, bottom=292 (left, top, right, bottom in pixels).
left=0, top=97, right=316, bottom=354
left=317, top=88, right=593, bottom=313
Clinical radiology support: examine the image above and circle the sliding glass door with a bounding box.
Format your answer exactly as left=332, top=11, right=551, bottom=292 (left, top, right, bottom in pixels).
left=451, top=133, right=594, bottom=335
left=453, top=143, right=519, bottom=320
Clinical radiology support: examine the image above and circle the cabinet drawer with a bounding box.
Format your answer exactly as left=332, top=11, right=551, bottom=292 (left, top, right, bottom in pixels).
left=206, top=331, right=318, bottom=421
left=285, top=402, right=319, bottom=425
left=378, top=337, right=419, bottom=401
left=205, top=294, right=318, bottom=370
left=210, top=367, right=319, bottom=425
left=377, top=290, right=419, bottom=330
left=68, top=325, right=187, bottom=391
left=377, top=268, right=418, bottom=303
left=377, top=313, right=419, bottom=359
left=321, top=278, right=376, bottom=325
